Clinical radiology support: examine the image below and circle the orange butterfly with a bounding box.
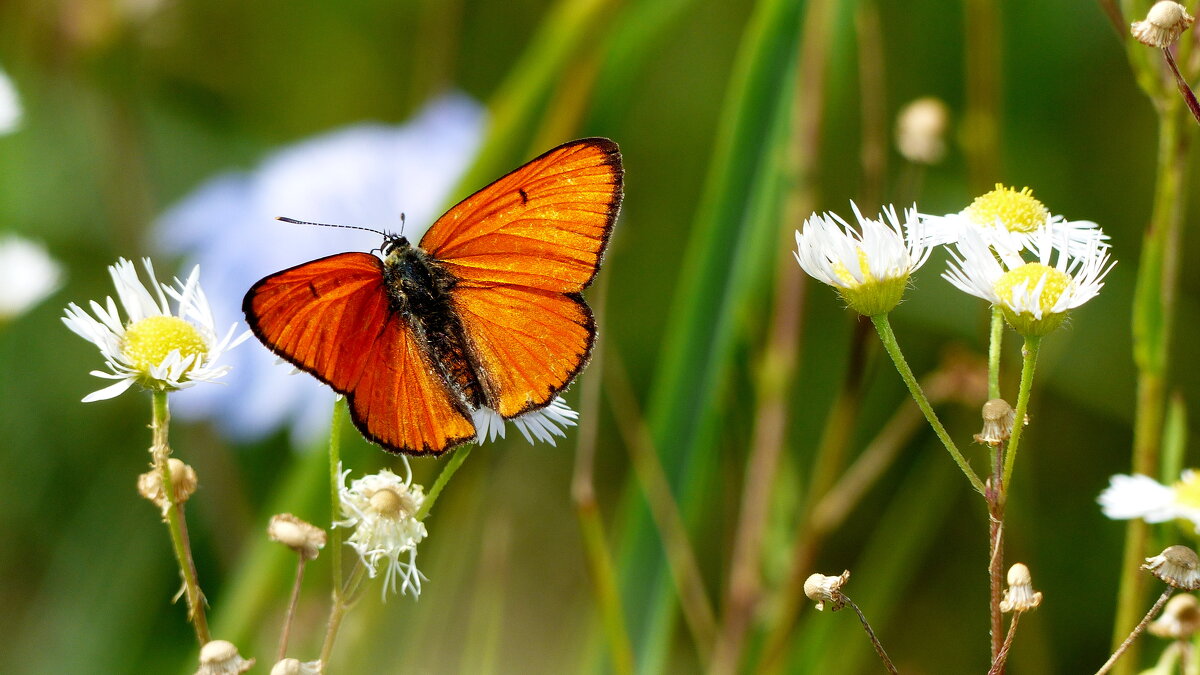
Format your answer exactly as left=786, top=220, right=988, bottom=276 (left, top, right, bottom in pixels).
left=242, top=138, right=622, bottom=455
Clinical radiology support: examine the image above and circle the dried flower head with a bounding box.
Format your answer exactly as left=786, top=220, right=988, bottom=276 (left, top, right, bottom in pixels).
left=137, top=458, right=198, bottom=513
left=975, top=398, right=1017, bottom=446
left=896, top=97, right=950, bottom=165
left=999, top=563, right=1043, bottom=613
left=62, top=258, right=249, bottom=401
left=1149, top=594, right=1200, bottom=639
left=804, top=570, right=851, bottom=612
left=268, top=514, right=326, bottom=561
left=794, top=204, right=931, bottom=316
left=1144, top=545, right=1200, bottom=590
left=336, top=461, right=428, bottom=599
left=195, top=640, right=255, bottom=675
left=270, top=658, right=323, bottom=675
left=1132, top=2, right=1195, bottom=48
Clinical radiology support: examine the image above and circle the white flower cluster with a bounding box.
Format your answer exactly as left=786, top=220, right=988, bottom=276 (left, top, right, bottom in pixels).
left=336, top=462, right=429, bottom=599
left=794, top=185, right=1113, bottom=335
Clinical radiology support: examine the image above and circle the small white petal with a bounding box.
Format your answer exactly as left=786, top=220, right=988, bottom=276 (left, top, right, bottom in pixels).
left=82, top=378, right=136, bottom=402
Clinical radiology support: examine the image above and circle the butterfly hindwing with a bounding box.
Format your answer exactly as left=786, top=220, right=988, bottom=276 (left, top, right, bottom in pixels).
left=243, top=252, right=475, bottom=455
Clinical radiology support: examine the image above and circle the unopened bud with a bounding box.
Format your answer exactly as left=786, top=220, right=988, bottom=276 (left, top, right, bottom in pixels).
left=896, top=97, right=950, bottom=165
left=196, top=640, right=255, bottom=674
left=804, top=570, right=850, bottom=612
left=138, top=458, right=197, bottom=513
left=999, top=563, right=1043, bottom=613
left=975, top=398, right=1017, bottom=446
left=268, top=514, right=326, bottom=561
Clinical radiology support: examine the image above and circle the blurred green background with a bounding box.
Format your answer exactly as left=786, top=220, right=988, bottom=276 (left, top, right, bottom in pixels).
left=0, top=0, right=1192, bottom=672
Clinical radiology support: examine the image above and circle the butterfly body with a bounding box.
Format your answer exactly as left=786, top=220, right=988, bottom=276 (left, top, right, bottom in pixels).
left=244, top=138, right=622, bottom=455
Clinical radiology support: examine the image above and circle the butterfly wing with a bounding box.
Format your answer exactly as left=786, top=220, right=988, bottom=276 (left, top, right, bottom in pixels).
left=243, top=252, right=475, bottom=454
left=420, top=138, right=622, bottom=417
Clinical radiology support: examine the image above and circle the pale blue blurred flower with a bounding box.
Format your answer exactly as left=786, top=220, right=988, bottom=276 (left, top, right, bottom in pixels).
left=155, top=94, right=486, bottom=446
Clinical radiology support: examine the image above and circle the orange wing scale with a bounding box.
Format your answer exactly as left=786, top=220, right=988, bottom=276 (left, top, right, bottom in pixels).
left=243, top=253, right=475, bottom=455
left=451, top=285, right=593, bottom=417
left=421, top=138, right=621, bottom=293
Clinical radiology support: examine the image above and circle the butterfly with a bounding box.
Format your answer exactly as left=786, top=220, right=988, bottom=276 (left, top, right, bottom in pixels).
left=242, top=138, right=622, bottom=455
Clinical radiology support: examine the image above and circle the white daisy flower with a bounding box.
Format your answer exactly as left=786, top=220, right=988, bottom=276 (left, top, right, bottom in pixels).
left=794, top=203, right=932, bottom=316
left=336, top=461, right=428, bottom=600
left=471, top=396, right=579, bottom=446
left=922, top=184, right=1107, bottom=257
left=0, top=234, right=62, bottom=320
left=1100, top=470, right=1200, bottom=532
left=942, top=226, right=1114, bottom=336
left=154, top=92, right=485, bottom=445
left=62, top=258, right=250, bottom=402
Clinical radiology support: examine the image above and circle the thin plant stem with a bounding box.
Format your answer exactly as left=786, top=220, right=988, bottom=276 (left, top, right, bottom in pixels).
left=329, top=396, right=347, bottom=599
left=1098, top=588, right=1175, bottom=675
left=320, top=559, right=368, bottom=667
left=870, top=314, right=986, bottom=495
left=417, top=444, right=473, bottom=520
left=1001, top=336, right=1040, bottom=493
left=987, top=613, right=1022, bottom=675
left=1163, top=49, right=1200, bottom=126
left=277, top=557, right=307, bottom=661
left=988, top=440, right=1006, bottom=668
left=988, top=307, right=1003, bottom=400
left=151, top=390, right=210, bottom=645
left=844, top=596, right=898, bottom=675
left=569, top=277, right=635, bottom=675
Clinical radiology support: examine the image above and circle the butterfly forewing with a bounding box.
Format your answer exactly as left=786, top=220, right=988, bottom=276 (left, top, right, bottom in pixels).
left=420, top=138, right=622, bottom=293
left=244, top=252, right=475, bottom=454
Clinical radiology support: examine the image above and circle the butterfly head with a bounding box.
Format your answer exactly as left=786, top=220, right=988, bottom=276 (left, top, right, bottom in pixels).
left=381, top=234, right=414, bottom=263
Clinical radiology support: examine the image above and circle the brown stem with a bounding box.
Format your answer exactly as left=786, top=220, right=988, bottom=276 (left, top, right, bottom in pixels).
left=987, top=613, right=1022, bottom=675
left=1163, top=49, right=1200, bottom=126
left=845, top=596, right=898, bottom=675
left=277, top=557, right=307, bottom=662
left=988, top=442, right=1006, bottom=668
left=1098, top=588, right=1175, bottom=675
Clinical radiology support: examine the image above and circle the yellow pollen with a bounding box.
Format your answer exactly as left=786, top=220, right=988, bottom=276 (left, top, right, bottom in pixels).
left=830, top=247, right=876, bottom=288
left=964, top=184, right=1049, bottom=233
left=121, top=316, right=208, bottom=373
left=994, top=263, right=1070, bottom=314
left=1176, top=473, right=1200, bottom=509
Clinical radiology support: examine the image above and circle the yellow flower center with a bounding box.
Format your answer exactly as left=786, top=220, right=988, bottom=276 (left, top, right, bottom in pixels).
left=370, top=487, right=415, bottom=519
left=122, top=315, right=208, bottom=374
left=1176, top=472, right=1200, bottom=509
left=994, top=263, right=1070, bottom=314
left=830, top=248, right=876, bottom=288
left=964, top=184, right=1049, bottom=233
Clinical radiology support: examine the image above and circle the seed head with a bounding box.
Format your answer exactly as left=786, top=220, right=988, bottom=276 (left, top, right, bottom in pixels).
left=1132, top=2, right=1195, bottom=48
left=804, top=570, right=851, bottom=612
left=1144, top=545, right=1200, bottom=590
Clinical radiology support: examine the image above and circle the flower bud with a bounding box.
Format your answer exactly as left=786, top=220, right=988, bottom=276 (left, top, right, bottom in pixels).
left=138, top=458, right=198, bottom=513
left=896, top=97, right=949, bottom=165
left=195, top=640, right=255, bottom=674
left=804, top=570, right=850, bottom=612
left=1144, top=545, right=1200, bottom=590
left=1131, top=2, right=1195, bottom=48
left=999, top=563, right=1043, bottom=613
left=975, top=398, right=1017, bottom=446
left=268, top=514, right=327, bottom=561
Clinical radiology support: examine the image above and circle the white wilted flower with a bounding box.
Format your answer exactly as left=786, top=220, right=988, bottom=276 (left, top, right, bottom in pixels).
left=1144, top=545, right=1200, bottom=590
left=154, top=93, right=486, bottom=446
left=62, top=258, right=250, bottom=401
left=794, top=203, right=932, bottom=316
left=336, top=461, right=428, bottom=600
left=922, top=184, right=1107, bottom=257
left=1100, top=470, right=1200, bottom=532
left=0, top=234, right=62, bottom=320
left=942, top=227, right=1114, bottom=337
left=1132, top=1, right=1195, bottom=48
left=195, top=640, right=255, bottom=675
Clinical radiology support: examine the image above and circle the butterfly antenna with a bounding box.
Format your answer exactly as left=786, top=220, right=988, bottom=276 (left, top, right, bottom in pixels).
left=399, top=213, right=406, bottom=237
left=275, top=216, right=387, bottom=237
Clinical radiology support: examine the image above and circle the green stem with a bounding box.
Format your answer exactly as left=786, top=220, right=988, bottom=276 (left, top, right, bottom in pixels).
left=870, top=314, right=986, bottom=495
left=329, top=396, right=347, bottom=600
left=988, top=306, right=1003, bottom=400
left=151, top=390, right=210, bottom=645
left=418, top=444, right=473, bottom=520
left=1001, top=336, right=1040, bottom=491
left=320, top=560, right=368, bottom=666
